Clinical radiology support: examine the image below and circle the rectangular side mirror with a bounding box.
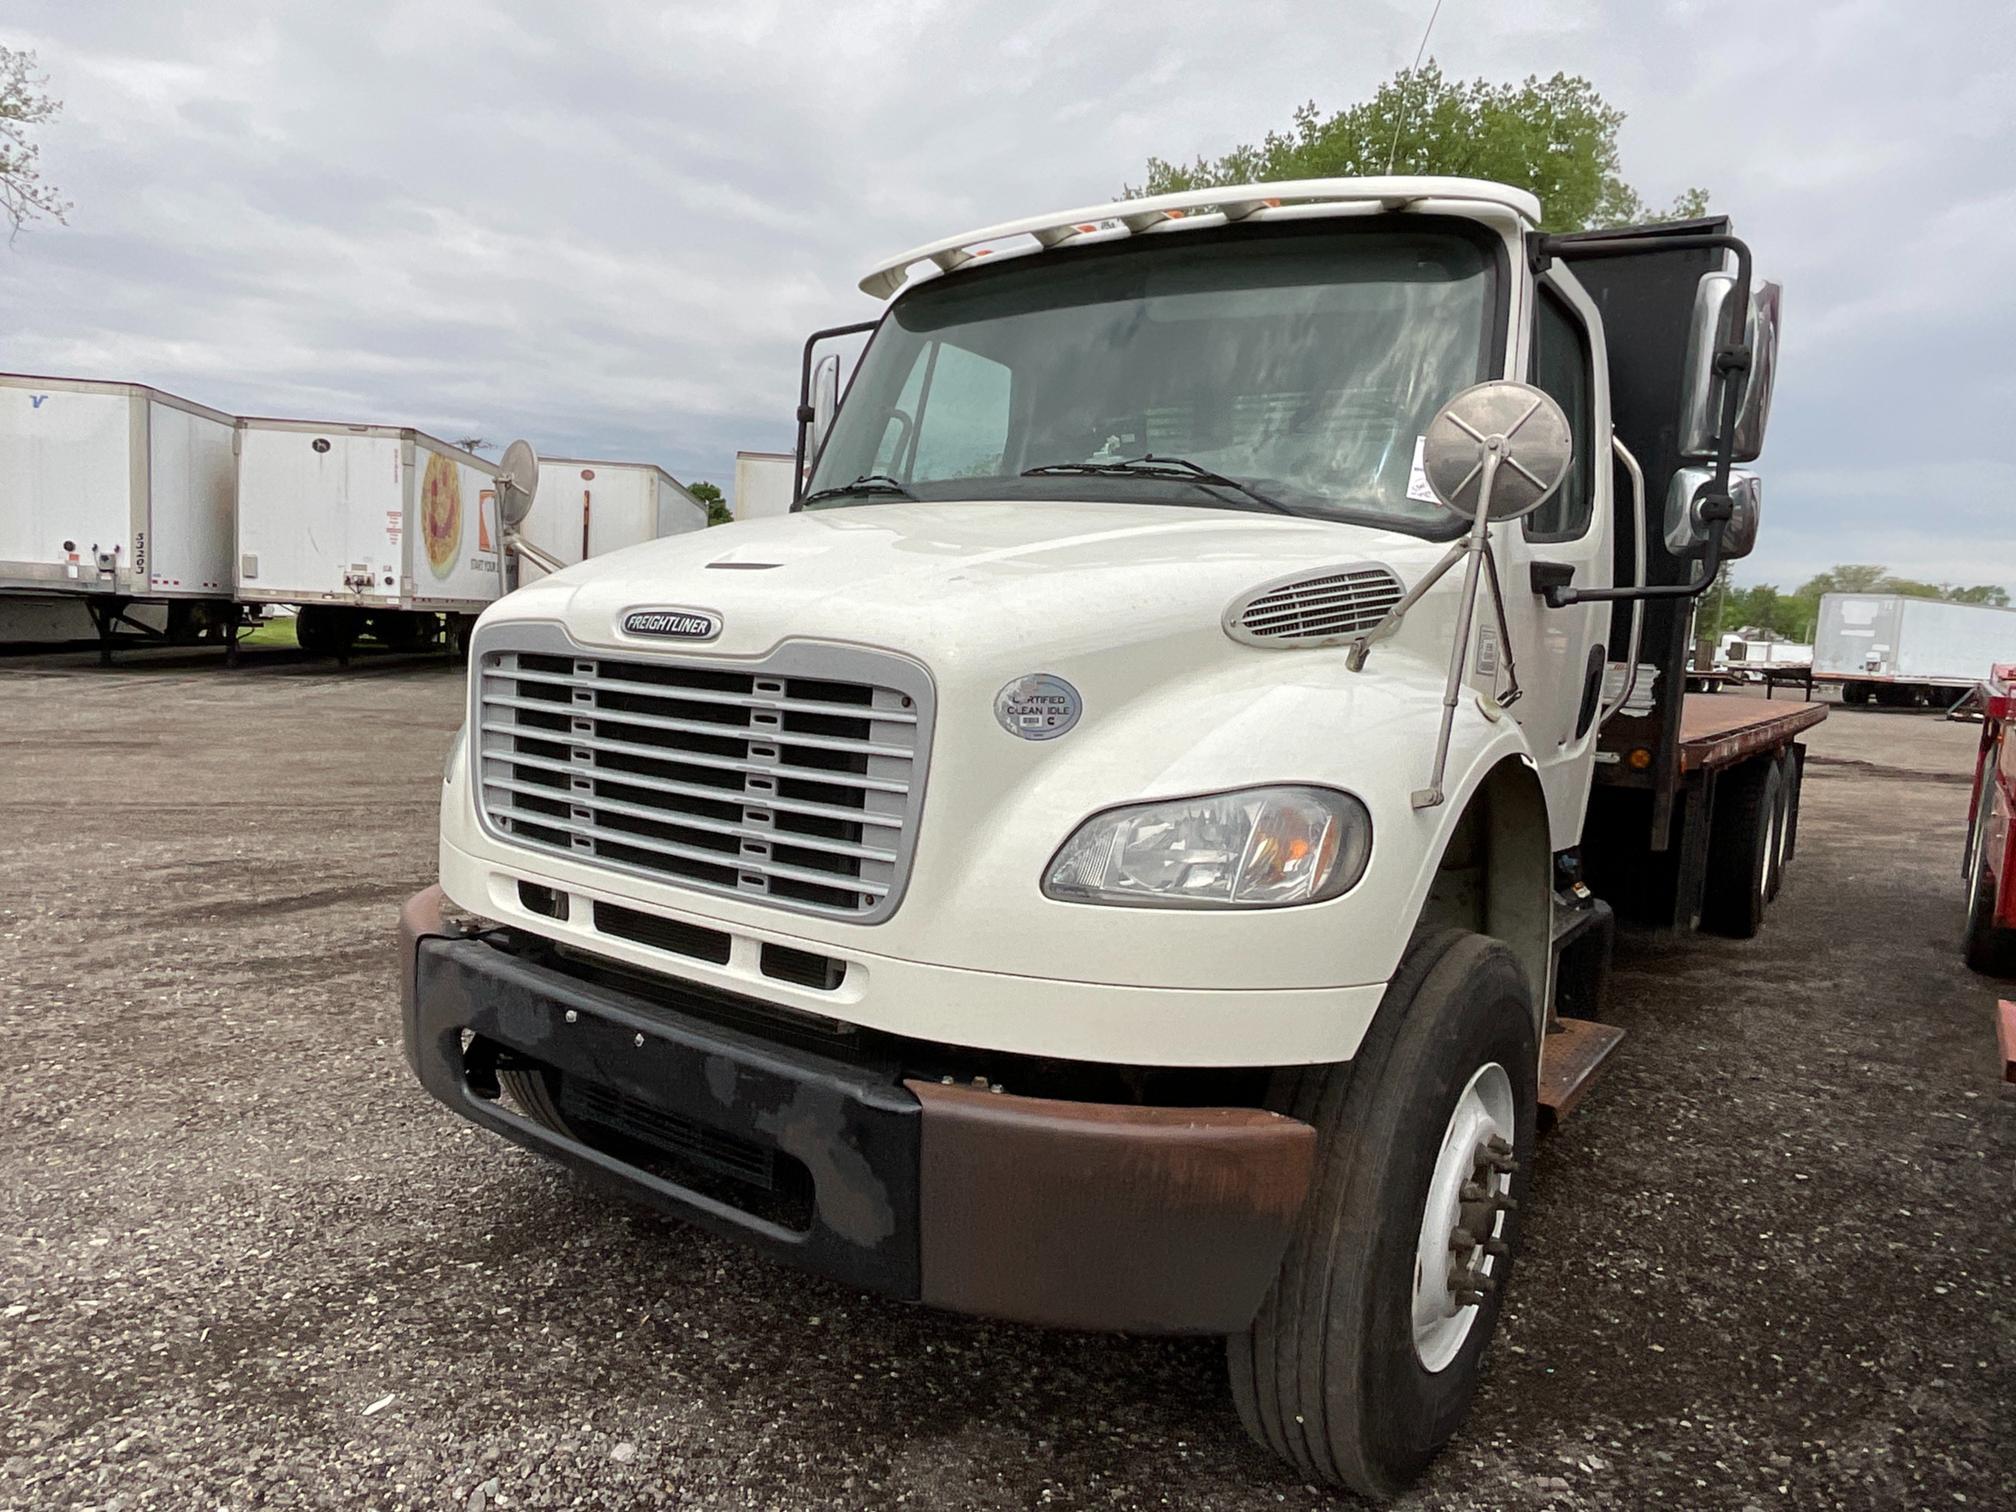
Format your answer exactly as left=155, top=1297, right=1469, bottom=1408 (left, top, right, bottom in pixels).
left=1678, top=273, right=1781, bottom=464
left=807, top=354, right=841, bottom=470
left=1664, top=467, right=1762, bottom=559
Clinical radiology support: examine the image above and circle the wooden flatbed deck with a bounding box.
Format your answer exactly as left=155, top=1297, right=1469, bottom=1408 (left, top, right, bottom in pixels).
left=1677, top=693, right=1827, bottom=773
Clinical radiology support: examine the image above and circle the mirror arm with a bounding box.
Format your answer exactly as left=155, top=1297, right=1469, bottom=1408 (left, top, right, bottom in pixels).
left=792, top=319, right=879, bottom=505
left=1544, top=520, right=1727, bottom=607
left=1534, top=230, right=1753, bottom=611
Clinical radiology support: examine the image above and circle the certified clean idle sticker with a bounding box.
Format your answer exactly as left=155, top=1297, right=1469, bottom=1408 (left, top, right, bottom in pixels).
left=995, top=674, right=1082, bottom=741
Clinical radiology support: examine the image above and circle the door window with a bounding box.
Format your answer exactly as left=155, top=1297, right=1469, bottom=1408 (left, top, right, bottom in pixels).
left=1526, top=286, right=1595, bottom=540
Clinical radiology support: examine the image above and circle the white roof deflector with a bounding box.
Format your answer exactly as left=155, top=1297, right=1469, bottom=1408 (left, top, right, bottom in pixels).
left=858, top=176, right=1543, bottom=300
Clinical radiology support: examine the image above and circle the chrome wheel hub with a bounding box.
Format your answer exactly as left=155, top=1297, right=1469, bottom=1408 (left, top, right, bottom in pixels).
left=1411, top=1061, right=1518, bottom=1374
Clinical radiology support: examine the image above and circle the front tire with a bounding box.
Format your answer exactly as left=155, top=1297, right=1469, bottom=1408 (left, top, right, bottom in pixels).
left=497, top=1067, right=576, bottom=1137
left=1229, top=930, right=1537, bottom=1498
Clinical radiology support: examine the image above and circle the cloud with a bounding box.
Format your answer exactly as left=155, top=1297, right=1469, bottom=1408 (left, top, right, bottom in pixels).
left=1, top=0, right=2011, bottom=555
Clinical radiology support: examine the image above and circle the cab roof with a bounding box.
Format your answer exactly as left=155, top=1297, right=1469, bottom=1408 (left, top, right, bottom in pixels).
left=858, top=176, right=1542, bottom=301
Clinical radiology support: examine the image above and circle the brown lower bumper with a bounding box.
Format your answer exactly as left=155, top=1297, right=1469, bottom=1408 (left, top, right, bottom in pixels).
left=399, top=884, right=1317, bottom=1333
left=910, top=1079, right=1316, bottom=1333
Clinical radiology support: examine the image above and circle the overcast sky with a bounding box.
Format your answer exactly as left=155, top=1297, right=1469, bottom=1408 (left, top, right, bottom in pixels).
left=3, top=1, right=2011, bottom=590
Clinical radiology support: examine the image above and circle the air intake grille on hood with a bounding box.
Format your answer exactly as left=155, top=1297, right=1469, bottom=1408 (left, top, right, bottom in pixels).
left=1225, top=565, right=1406, bottom=647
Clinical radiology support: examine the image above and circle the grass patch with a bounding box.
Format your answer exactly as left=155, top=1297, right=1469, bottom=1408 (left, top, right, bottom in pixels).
left=241, top=616, right=298, bottom=648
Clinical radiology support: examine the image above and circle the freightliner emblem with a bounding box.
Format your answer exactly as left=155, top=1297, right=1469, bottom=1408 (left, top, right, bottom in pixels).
left=620, top=607, right=721, bottom=641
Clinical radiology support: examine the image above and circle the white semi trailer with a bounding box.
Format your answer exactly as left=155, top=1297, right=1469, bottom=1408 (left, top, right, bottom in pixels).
left=399, top=178, right=1807, bottom=1495
left=732, top=449, right=796, bottom=521
left=1, top=373, right=239, bottom=659
left=513, top=458, right=705, bottom=583
left=1814, top=592, right=2016, bottom=708
left=236, top=419, right=520, bottom=656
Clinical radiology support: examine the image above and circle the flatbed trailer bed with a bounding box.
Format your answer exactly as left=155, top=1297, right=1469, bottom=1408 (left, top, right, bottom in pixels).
left=1678, top=693, right=1827, bottom=773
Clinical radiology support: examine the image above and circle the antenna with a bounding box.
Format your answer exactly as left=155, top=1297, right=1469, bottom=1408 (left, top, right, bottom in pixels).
left=1384, top=0, right=1447, bottom=175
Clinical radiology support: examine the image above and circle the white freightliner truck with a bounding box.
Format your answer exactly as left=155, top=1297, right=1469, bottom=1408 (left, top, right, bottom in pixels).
left=399, top=178, right=1812, bottom=1495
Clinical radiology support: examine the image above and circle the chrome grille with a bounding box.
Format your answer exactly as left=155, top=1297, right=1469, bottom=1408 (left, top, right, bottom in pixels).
left=473, top=631, right=930, bottom=921
left=1226, top=565, right=1405, bottom=646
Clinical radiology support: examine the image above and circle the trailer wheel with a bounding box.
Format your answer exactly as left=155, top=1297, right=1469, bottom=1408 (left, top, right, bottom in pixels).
left=1228, top=930, right=1536, bottom=1498
left=497, top=1068, right=576, bottom=1138
left=366, top=610, right=428, bottom=651
left=1962, top=806, right=2016, bottom=976
left=295, top=605, right=357, bottom=658
left=1703, top=758, right=1781, bottom=938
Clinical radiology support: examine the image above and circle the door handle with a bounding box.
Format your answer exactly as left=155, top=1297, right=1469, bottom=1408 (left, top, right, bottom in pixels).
left=1530, top=562, right=1575, bottom=597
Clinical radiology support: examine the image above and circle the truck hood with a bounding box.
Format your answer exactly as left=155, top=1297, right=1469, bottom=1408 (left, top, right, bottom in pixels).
left=494, top=499, right=1457, bottom=668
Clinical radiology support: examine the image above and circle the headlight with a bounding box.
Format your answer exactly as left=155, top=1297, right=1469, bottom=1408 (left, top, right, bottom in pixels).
left=1043, top=785, right=1372, bottom=908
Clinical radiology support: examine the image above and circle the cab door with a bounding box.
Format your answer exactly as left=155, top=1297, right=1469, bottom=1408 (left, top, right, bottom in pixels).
left=1495, top=272, right=1614, bottom=847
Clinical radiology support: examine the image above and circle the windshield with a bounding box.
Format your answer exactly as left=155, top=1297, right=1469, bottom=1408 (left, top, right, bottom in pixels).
left=806, top=221, right=1501, bottom=532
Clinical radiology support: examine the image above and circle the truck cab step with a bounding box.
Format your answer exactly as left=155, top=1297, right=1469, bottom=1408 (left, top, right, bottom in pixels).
left=1539, top=1016, right=1625, bottom=1126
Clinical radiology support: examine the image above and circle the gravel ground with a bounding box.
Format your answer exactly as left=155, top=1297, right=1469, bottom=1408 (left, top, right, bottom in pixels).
left=1, top=649, right=2010, bottom=1510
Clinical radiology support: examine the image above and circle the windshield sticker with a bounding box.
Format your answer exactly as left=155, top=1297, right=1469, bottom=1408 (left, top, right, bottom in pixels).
left=1406, top=436, right=1438, bottom=504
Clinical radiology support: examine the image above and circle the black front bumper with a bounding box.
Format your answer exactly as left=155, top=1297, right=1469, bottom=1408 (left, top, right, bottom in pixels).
left=399, top=887, right=1317, bottom=1333
left=402, top=895, right=922, bottom=1299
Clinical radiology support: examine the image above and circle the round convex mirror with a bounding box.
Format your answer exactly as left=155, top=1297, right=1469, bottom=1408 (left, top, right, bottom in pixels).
left=496, top=438, right=541, bottom=527
left=1421, top=381, right=1572, bottom=522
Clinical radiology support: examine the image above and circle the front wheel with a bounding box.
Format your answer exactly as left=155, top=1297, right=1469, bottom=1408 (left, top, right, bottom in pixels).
left=497, top=1067, right=576, bottom=1136
left=1228, top=930, right=1537, bottom=1498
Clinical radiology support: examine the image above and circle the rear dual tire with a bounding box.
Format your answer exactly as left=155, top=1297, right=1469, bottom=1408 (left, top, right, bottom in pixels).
left=1230, top=930, right=1536, bottom=1499
left=1703, top=757, right=1782, bottom=938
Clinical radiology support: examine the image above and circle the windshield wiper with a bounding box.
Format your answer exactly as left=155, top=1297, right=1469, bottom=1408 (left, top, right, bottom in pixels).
left=800, top=473, right=917, bottom=507
left=1019, top=454, right=1294, bottom=515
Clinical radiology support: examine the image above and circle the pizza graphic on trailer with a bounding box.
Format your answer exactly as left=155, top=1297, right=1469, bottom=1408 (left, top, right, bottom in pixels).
left=421, top=453, right=463, bottom=579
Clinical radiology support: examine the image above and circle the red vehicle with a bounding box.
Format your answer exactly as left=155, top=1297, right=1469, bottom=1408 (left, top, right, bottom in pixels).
left=1963, top=665, right=2016, bottom=975
left=1961, top=667, right=2016, bottom=1082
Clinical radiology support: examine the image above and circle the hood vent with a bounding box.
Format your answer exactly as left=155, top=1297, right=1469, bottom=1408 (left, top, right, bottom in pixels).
left=1225, top=564, right=1406, bottom=648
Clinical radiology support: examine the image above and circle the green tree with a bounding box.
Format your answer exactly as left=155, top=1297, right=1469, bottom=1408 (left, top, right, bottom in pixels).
left=1125, top=63, right=1706, bottom=232
left=1799, top=565, right=1893, bottom=597
left=689, top=479, right=734, bottom=527
left=1946, top=583, right=2011, bottom=607
left=1, top=46, right=68, bottom=235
